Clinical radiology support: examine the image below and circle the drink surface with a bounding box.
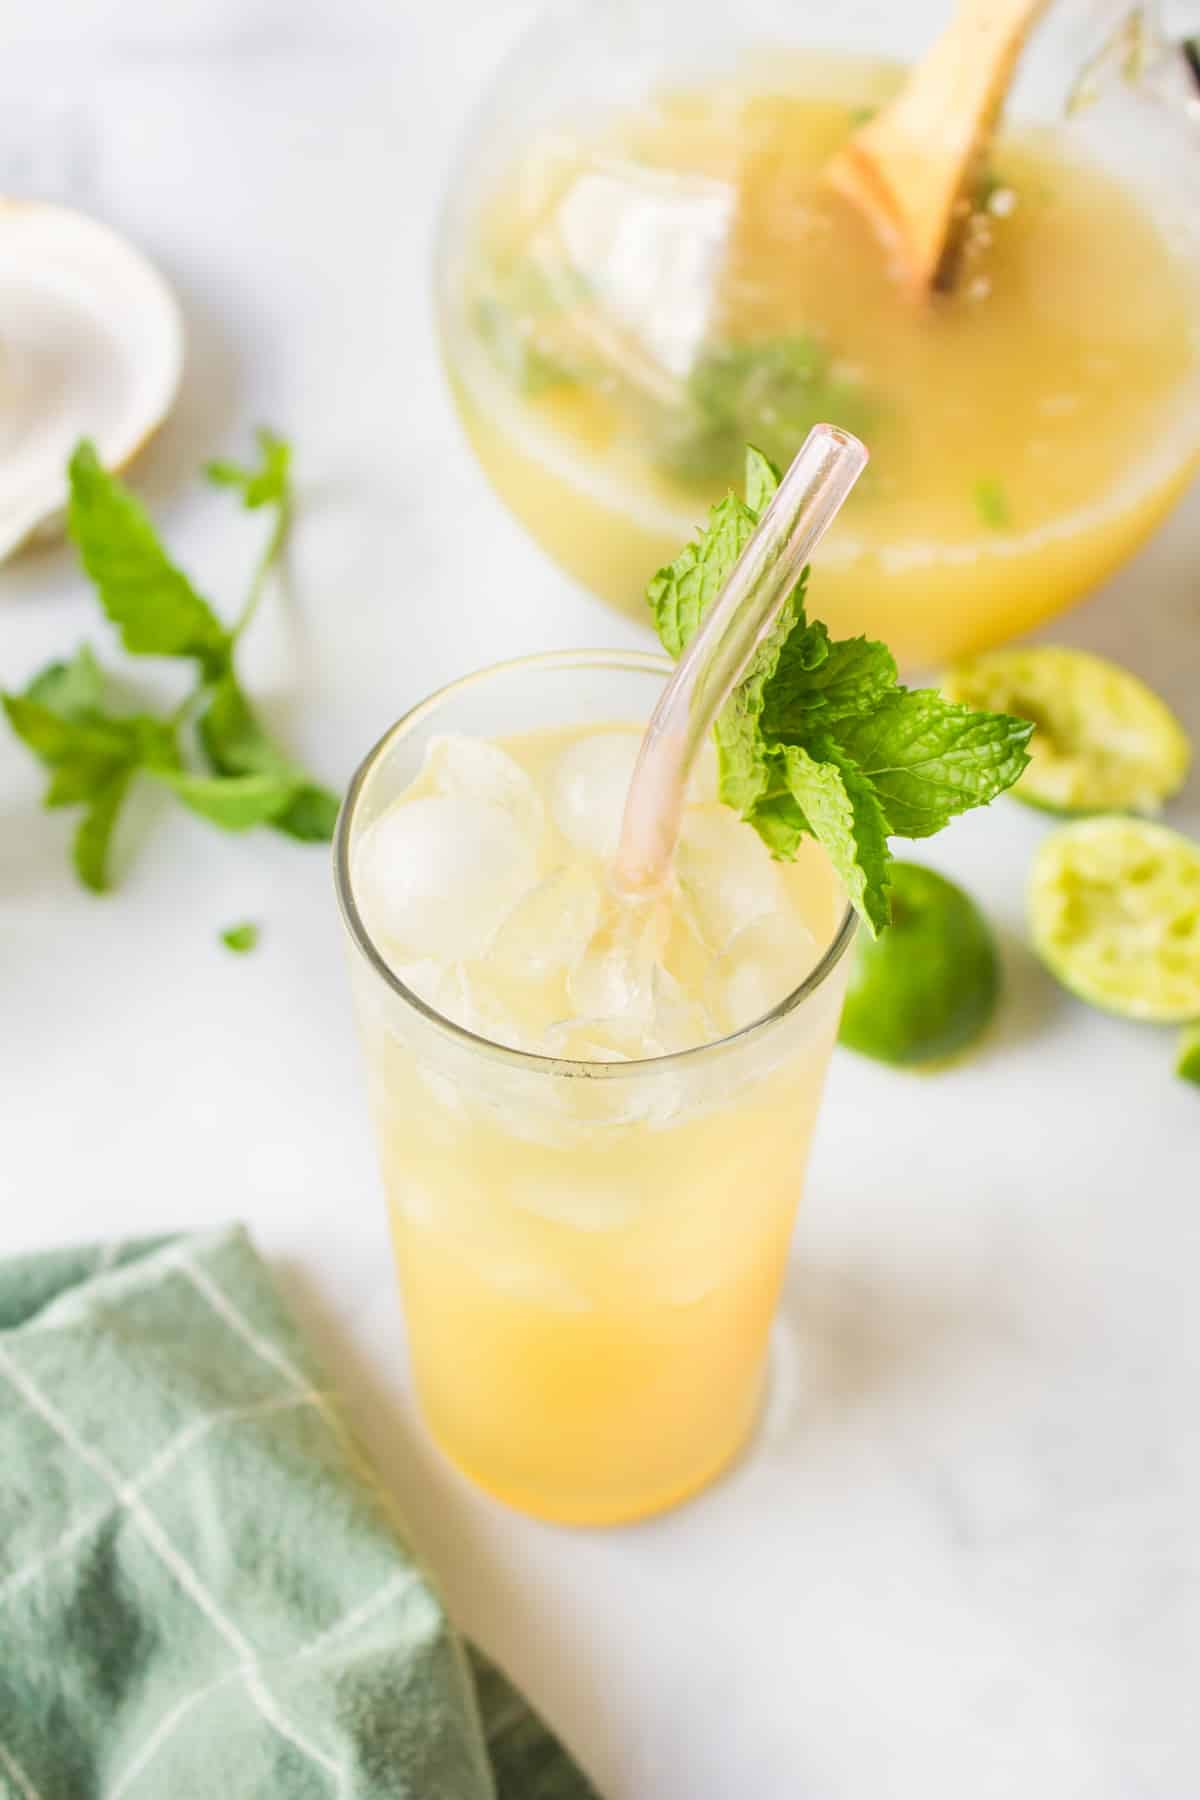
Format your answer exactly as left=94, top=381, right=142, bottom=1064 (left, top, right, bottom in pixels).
left=349, top=723, right=848, bottom=1523
left=445, top=58, right=1199, bottom=661
left=354, top=724, right=844, bottom=1058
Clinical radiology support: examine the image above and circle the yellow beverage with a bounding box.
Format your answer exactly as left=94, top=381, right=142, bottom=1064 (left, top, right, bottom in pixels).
left=337, top=653, right=852, bottom=1524
left=442, top=59, right=1199, bottom=665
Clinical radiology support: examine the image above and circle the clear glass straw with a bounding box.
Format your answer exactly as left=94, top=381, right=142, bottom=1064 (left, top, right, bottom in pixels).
left=614, top=425, right=869, bottom=895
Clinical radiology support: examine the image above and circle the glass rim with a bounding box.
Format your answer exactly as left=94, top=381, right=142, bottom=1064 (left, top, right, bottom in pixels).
left=333, top=648, right=858, bottom=1080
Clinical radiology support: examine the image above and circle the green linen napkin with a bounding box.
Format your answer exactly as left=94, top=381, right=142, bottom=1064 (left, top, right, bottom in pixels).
left=0, top=1226, right=599, bottom=1800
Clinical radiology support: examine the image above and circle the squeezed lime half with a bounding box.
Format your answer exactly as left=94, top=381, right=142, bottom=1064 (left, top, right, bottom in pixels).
left=1177, top=1026, right=1200, bottom=1087
left=838, top=861, right=999, bottom=1066
left=1029, top=818, right=1200, bottom=1022
left=944, top=647, right=1190, bottom=815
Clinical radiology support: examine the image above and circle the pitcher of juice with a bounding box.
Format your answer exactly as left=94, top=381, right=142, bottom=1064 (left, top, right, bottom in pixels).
left=435, top=0, right=1200, bottom=665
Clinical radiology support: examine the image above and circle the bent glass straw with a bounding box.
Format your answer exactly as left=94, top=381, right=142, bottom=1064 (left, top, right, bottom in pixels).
left=614, top=425, right=869, bottom=895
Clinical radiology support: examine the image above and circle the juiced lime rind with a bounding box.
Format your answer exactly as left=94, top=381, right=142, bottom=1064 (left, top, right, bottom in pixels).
left=944, top=647, right=1190, bottom=816
left=1177, top=1026, right=1200, bottom=1086
left=838, top=861, right=999, bottom=1066
left=1029, top=817, right=1200, bottom=1023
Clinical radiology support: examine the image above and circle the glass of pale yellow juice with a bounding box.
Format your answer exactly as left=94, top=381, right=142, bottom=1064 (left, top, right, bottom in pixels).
left=335, top=652, right=853, bottom=1525
left=435, top=0, right=1200, bottom=666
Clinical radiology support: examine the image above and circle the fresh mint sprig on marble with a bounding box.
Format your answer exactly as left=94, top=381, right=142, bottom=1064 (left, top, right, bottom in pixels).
left=649, top=446, right=1033, bottom=932
left=2, top=431, right=338, bottom=892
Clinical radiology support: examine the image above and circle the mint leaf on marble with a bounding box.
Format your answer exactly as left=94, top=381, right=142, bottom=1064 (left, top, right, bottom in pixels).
left=220, top=922, right=260, bottom=954
left=67, top=442, right=231, bottom=676
left=73, top=769, right=137, bottom=893
left=24, top=644, right=106, bottom=719
left=198, top=673, right=340, bottom=844
left=272, top=784, right=341, bottom=843
left=2, top=650, right=179, bottom=891
left=206, top=428, right=291, bottom=511
left=153, top=769, right=301, bottom=830
left=2, top=432, right=340, bottom=895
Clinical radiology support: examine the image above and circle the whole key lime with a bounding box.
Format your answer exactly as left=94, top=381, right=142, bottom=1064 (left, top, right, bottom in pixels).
left=838, top=861, right=1000, bottom=1066
left=1177, top=1026, right=1200, bottom=1088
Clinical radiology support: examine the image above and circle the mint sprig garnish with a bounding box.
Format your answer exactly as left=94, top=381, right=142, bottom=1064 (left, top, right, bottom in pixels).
left=649, top=447, right=1033, bottom=932
left=2, top=431, right=338, bottom=893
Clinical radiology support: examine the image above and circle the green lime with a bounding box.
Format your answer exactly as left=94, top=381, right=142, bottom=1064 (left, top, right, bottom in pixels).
left=1176, top=1026, right=1200, bottom=1087
left=944, top=646, right=1189, bottom=815
left=838, top=861, right=999, bottom=1066
left=1029, top=817, right=1200, bottom=1022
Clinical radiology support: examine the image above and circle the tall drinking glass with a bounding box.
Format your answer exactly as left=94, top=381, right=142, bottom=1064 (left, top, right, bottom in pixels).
left=335, top=651, right=854, bottom=1525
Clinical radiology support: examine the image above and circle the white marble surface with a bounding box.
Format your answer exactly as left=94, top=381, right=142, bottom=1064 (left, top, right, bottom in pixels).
left=1, top=4, right=1198, bottom=1796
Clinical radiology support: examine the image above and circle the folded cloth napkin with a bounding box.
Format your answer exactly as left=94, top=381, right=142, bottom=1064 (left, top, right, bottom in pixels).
left=0, top=1227, right=599, bottom=1800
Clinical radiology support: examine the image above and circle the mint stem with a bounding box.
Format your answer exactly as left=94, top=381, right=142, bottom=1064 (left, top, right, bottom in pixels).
left=232, top=493, right=291, bottom=643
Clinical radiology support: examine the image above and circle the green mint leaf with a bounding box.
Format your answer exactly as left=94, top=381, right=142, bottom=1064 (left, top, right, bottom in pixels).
left=2, top=692, right=133, bottom=766
left=646, top=447, right=783, bottom=665
left=198, top=674, right=339, bottom=843
left=744, top=445, right=781, bottom=516
left=647, top=491, right=759, bottom=659
left=776, top=741, right=892, bottom=933
left=272, top=784, right=341, bottom=843
left=24, top=645, right=105, bottom=719
left=205, top=428, right=292, bottom=510
left=741, top=759, right=810, bottom=859
left=73, top=769, right=134, bottom=893
left=220, top=921, right=260, bottom=953
left=43, top=751, right=132, bottom=809
left=830, top=691, right=1033, bottom=838
left=3, top=654, right=182, bottom=889
left=714, top=703, right=774, bottom=819
left=205, top=461, right=248, bottom=492
left=647, top=449, right=814, bottom=828
left=127, top=717, right=183, bottom=772
left=1, top=677, right=175, bottom=812
left=761, top=633, right=897, bottom=737
left=746, top=793, right=811, bottom=859
left=199, top=674, right=296, bottom=780
left=67, top=442, right=230, bottom=675
left=972, top=477, right=1011, bottom=530
left=153, top=770, right=300, bottom=831
left=714, top=568, right=810, bottom=817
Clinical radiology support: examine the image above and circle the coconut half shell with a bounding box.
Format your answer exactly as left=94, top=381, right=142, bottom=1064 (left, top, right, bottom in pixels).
left=0, top=199, right=183, bottom=562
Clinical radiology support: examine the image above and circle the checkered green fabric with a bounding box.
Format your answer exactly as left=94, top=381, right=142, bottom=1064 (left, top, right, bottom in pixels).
left=0, top=1228, right=599, bottom=1800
